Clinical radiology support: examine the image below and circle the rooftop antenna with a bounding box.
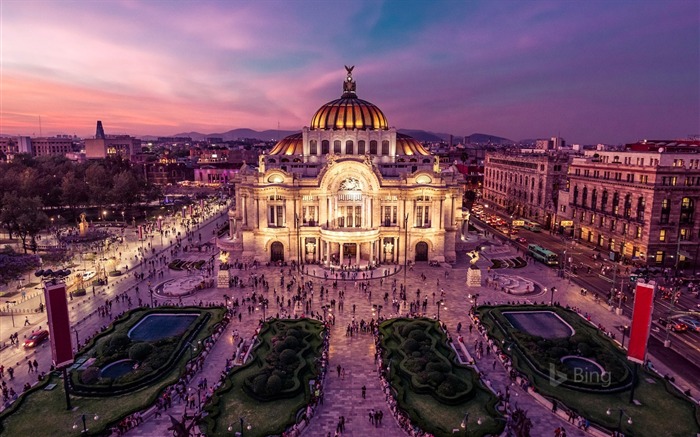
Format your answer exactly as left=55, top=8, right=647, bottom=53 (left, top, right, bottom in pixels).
left=39, top=116, right=42, bottom=137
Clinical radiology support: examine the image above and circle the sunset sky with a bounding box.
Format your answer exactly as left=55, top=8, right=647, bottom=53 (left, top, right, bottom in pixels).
left=1, top=0, right=698, bottom=144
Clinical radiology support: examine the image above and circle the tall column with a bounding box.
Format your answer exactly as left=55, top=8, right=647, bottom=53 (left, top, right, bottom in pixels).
left=255, top=198, right=260, bottom=229
left=339, top=243, right=344, bottom=265
left=356, top=243, right=360, bottom=264
left=319, top=237, right=323, bottom=263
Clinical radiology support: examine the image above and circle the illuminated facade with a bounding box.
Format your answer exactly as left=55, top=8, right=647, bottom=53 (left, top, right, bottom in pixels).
left=559, top=141, right=700, bottom=269
left=219, top=68, right=465, bottom=265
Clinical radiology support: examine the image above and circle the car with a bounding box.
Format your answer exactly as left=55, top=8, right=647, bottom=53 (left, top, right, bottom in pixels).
left=24, top=330, right=49, bottom=348
left=82, top=271, right=96, bottom=281
left=658, top=318, right=688, bottom=333
left=677, top=317, right=700, bottom=332
left=516, top=237, right=527, bottom=244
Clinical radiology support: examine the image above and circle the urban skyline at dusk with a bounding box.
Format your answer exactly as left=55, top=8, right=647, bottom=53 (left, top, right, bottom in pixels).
left=1, top=0, right=698, bottom=144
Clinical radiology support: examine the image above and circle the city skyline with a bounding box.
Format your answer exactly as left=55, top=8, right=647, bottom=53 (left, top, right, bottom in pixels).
left=1, top=0, right=698, bottom=144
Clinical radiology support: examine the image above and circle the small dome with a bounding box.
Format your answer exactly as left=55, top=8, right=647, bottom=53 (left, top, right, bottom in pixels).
left=269, top=132, right=303, bottom=155
left=396, top=133, right=430, bottom=156
left=310, top=66, right=388, bottom=131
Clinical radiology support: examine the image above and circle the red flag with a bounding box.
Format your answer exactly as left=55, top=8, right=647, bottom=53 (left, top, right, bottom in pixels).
left=627, top=281, right=655, bottom=364
left=44, top=281, right=74, bottom=368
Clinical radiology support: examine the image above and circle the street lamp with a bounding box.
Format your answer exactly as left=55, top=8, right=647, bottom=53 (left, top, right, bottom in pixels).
left=621, top=325, right=629, bottom=349
left=549, top=287, right=556, bottom=305
left=372, top=304, right=383, bottom=320
left=72, top=413, right=100, bottom=433
left=227, top=417, right=251, bottom=435
left=606, top=407, right=632, bottom=436
left=436, top=299, right=446, bottom=321
left=460, top=412, right=470, bottom=436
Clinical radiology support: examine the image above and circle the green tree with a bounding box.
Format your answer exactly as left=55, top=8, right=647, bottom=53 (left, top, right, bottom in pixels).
left=111, top=171, right=140, bottom=209
left=0, top=192, right=21, bottom=239
left=85, top=163, right=111, bottom=208
left=15, top=196, right=50, bottom=253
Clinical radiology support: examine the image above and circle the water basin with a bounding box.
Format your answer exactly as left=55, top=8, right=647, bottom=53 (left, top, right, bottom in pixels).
left=128, top=313, right=198, bottom=342
left=100, top=359, right=137, bottom=379
left=561, top=356, right=605, bottom=375
left=503, top=310, right=574, bottom=339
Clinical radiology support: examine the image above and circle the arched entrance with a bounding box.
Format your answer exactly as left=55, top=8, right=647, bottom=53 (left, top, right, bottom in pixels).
left=415, top=242, right=428, bottom=262
left=270, top=241, right=284, bottom=262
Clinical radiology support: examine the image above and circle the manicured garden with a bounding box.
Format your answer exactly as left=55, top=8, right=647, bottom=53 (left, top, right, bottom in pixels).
left=478, top=305, right=700, bottom=437
left=0, top=306, right=227, bottom=436
left=200, top=318, right=325, bottom=437
left=379, top=318, right=504, bottom=437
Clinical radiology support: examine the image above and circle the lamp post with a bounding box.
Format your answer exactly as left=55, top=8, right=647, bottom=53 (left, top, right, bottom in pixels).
left=621, top=325, right=629, bottom=349
left=372, top=304, right=383, bottom=320
left=549, top=287, right=556, bottom=306
left=227, top=417, right=251, bottom=436
left=460, top=412, right=469, bottom=436
left=72, top=413, right=100, bottom=433
left=73, top=327, right=80, bottom=349
left=606, top=407, right=632, bottom=437
left=436, top=299, right=446, bottom=321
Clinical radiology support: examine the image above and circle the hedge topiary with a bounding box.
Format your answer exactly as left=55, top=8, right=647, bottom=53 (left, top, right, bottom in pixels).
left=81, top=366, right=100, bottom=384
left=129, top=342, right=154, bottom=361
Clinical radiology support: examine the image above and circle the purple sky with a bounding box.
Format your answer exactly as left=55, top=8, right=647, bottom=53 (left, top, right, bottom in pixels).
left=1, top=0, right=698, bottom=144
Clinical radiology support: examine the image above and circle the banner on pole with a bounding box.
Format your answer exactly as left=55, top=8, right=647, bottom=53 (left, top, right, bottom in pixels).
left=44, top=281, right=74, bottom=368
left=138, top=225, right=144, bottom=241
left=627, top=281, right=655, bottom=364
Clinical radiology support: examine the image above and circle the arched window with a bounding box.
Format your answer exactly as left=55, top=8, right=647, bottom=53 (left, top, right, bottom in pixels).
left=591, top=189, right=597, bottom=210
left=321, top=140, right=329, bottom=155
left=369, top=140, right=378, bottom=155
left=334, top=140, right=341, bottom=154
left=309, top=140, right=317, bottom=155
left=573, top=186, right=579, bottom=205
left=381, top=140, right=390, bottom=155
left=582, top=187, right=588, bottom=207
left=601, top=190, right=608, bottom=211
left=346, top=140, right=354, bottom=155
left=358, top=140, right=366, bottom=155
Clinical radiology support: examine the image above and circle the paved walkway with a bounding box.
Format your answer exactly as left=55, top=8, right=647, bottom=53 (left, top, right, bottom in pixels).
left=1, top=228, right=696, bottom=437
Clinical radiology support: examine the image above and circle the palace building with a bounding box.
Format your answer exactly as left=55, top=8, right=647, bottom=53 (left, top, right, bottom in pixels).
left=219, top=67, right=466, bottom=265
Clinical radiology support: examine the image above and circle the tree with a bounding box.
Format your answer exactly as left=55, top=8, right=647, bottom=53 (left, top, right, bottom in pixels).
left=0, top=192, right=21, bottom=239
left=15, top=196, right=50, bottom=253
left=61, top=172, right=89, bottom=218
left=111, top=171, right=140, bottom=209
left=85, top=163, right=111, bottom=208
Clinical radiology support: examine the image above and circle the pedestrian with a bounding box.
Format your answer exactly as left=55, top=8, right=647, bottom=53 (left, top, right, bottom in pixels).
left=24, top=316, right=30, bottom=326
left=457, top=322, right=462, bottom=333
left=27, top=361, right=33, bottom=374
left=469, top=324, right=473, bottom=334
left=7, top=366, right=14, bottom=380
left=337, top=364, right=342, bottom=377
left=361, top=385, right=366, bottom=399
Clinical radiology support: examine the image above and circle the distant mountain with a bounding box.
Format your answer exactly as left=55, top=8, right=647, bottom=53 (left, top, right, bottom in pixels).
left=464, top=133, right=513, bottom=145
left=397, top=129, right=445, bottom=142
left=172, top=129, right=297, bottom=142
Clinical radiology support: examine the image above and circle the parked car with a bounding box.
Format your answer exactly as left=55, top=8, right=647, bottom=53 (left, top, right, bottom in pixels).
left=82, top=271, right=96, bottom=281
left=677, top=317, right=700, bottom=332
left=658, top=318, right=688, bottom=333
left=24, top=330, right=49, bottom=348
left=516, top=237, right=527, bottom=244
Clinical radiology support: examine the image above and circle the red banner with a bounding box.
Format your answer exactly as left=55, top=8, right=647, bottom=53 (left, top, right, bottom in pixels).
left=138, top=225, right=144, bottom=241
left=43, top=281, right=74, bottom=368
left=157, top=218, right=162, bottom=232
left=627, top=281, right=655, bottom=364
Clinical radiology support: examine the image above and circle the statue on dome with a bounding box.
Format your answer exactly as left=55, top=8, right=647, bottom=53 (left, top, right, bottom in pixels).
left=343, top=65, right=356, bottom=93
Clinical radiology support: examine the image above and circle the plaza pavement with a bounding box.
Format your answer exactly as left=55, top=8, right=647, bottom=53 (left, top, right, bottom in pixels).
left=1, top=226, right=695, bottom=437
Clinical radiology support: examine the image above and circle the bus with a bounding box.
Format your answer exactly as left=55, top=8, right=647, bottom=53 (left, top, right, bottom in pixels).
left=522, top=221, right=542, bottom=232
left=528, top=244, right=559, bottom=266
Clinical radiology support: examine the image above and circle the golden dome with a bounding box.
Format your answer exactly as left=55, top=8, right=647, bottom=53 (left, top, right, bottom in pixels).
left=396, top=133, right=430, bottom=156
left=269, top=132, right=303, bottom=155
left=310, top=66, right=388, bottom=131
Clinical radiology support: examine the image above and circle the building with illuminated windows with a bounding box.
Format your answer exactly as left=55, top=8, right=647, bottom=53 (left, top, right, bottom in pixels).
left=482, top=151, right=568, bottom=228
left=557, top=140, right=700, bottom=271
left=219, top=68, right=466, bottom=265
